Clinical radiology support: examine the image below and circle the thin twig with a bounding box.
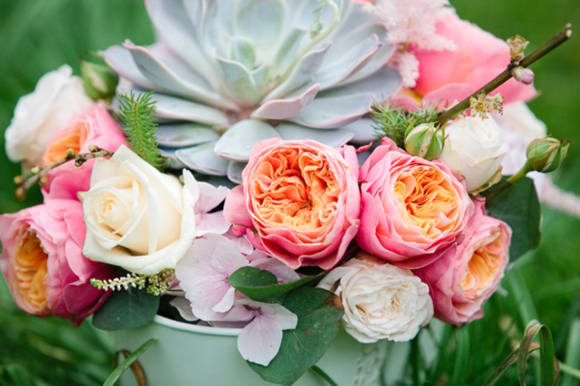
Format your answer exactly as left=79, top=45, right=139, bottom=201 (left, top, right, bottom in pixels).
left=436, top=24, right=572, bottom=125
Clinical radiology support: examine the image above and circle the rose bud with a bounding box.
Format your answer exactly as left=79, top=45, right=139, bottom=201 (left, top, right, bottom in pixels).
left=404, top=123, right=444, bottom=160
left=81, top=60, right=119, bottom=100
left=526, top=137, right=570, bottom=173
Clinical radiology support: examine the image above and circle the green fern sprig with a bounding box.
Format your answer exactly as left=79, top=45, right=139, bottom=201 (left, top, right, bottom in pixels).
left=371, top=99, right=440, bottom=148
left=117, top=91, right=166, bottom=170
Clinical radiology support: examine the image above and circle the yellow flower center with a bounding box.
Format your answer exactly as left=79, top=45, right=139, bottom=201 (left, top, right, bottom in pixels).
left=13, top=228, right=49, bottom=311
left=394, top=165, right=459, bottom=238
left=461, top=228, right=504, bottom=300
left=251, top=148, right=339, bottom=231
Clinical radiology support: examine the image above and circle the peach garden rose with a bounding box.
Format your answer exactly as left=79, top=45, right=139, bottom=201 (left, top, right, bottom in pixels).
left=0, top=198, right=113, bottom=326
left=357, top=137, right=474, bottom=269
left=415, top=201, right=511, bottom=325
left=224, top=138, right=360, bottom=270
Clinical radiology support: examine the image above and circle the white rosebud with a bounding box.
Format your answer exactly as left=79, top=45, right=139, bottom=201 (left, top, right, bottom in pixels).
left=318, top=254, right=433, bottom=343
left=438, top=116, right=506, bottom=192
left=5, top=65, right=94, bottom=164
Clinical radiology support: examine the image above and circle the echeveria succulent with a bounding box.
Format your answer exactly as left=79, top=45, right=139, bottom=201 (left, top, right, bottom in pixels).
left=104, top=0, right=401, bottom=182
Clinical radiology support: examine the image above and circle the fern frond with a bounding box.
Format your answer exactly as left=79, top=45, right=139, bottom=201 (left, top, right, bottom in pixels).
left=117, top=91, right=166, bottom=170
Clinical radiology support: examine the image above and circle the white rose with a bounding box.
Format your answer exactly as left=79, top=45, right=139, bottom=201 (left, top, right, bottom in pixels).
left=5, top=65, right=94, bottom=164
left=438, top=115, right=506, bottom=192
left=81, top=145, right=199, bottom=274
left=318, top=254, right=433, bottom=343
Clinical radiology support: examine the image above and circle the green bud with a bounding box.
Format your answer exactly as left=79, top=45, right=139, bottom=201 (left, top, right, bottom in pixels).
left=526, top=137, right=570, bottom=173
left=81, top=60, right=119, bottom=100
left=404, top=123, right=444, bottom=160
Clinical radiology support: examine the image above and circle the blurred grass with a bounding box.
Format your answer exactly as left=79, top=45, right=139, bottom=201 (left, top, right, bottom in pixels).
left=0, top=0, right=579, bottom=384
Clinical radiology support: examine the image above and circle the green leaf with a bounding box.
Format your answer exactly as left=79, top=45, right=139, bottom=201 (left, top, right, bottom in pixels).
left=562, top=319, right=580, bottom=386
left=104, top=338, right=156, bottom=386
left=248, top=287, right=344, bottom=385
left=481, top=177, right=541, bottom=260
left=92, top=287, right=159, bottom=331
left=450, top=327, right=470, bottom=386
left=117, top=91, right=166, bottom=170
left=228, top=267, right=325, bottom=302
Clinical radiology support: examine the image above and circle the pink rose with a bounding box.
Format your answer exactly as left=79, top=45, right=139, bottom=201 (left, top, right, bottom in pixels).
left=224, top=138, right=360, bottom=270
left=415, top=201, right=511, bottom=325
left=357, top=138, right=473, bottom=269
left=397, top=14, right=537, bottom=108
left=0, top=198, right=114, bottom=326
left=40, top=104, right=127, bottom=193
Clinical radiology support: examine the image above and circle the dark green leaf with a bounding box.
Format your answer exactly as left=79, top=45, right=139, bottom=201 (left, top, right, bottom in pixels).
left=481, top=177, right=541, bottom=260
left=228, top=267, right=324, bottom=302
left=248, top=287, right=344, bottom=385
left=92, top=287, right=159, bottom=331
left=517, top=320, right=558, bottom=386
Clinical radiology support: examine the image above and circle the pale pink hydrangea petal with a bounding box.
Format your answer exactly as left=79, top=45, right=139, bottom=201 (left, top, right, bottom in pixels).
left=195, top=211, right=231, bottom=237
left=251, top=258, right=301, bottom=284
left=175, top=234, right=249, bottom=321
left=195, top=182, right=229, bottom=213
left=236, top=300, right=298, bottom=366
left=169, top=296, right=199, bottom=321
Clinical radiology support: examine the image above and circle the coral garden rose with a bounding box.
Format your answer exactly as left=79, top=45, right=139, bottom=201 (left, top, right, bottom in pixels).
left=438, top=115, right=506, bottom=192
left=5, top=65, right=94, bottom=164
left=41, top=104, right=127, bottom=192
left=0, top=198, right=113, bottom=326
left=415, top=201, right=511, bottom=325
left=318, top=253, right=433, bottom=343
left=357, top=138, right=473, bottom=268
left=224, top=138, right=360, bottom=270
left=81, top=145, right=199, bottom=274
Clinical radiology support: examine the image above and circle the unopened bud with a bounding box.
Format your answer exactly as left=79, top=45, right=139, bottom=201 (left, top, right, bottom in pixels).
left=507, top=35, right=529, bottom=62
left=81, top=59, right=119, bottom=100
left=74, top=160, right=84, bottom=167
left=88, top=144, right=99, bottom=153
left=512, top=67, right=534, bottom=85
left=526, top=138, right=570, bottom=173
left=15, top=187, right=26, bottom=202
left=13, top=175, right=25, bottom=185
left=38, top=176, right=49, bottom=186
left=30, top=166, right=40, bottom=175
left=405, top=123, right=444, bottom=160
left=65, top=148, right=76, bottom=158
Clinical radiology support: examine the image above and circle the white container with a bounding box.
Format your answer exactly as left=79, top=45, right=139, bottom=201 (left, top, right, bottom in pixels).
left=114, top=315, right=403, bottom=386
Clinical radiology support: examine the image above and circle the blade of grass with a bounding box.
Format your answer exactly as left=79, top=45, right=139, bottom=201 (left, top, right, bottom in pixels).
left=561, top=319, right=580, bottom=386
left=449, top=327, right=470, bottom=386
left=104, top=338, right=156, bottom=386
left=518, top=320, right=558, bottom=386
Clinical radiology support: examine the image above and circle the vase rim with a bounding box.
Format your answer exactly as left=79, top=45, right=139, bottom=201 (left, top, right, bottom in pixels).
left=153, top=315, right=242, bottom=336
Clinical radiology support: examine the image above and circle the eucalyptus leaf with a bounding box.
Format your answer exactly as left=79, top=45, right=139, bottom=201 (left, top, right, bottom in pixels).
left=248, top=287, right=344, bottom=385
left=228, top=267, right=325, bottom=303
left=481, top=177, right=541, bottom=260
left=92, top=288, right=159, bottom=331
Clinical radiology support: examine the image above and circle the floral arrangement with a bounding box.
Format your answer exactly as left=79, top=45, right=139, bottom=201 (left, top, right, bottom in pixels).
left=1, top=0, right=573, bottom=384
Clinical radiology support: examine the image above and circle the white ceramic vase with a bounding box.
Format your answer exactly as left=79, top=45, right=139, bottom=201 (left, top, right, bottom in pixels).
left=114, top=315, right=407, bottom=386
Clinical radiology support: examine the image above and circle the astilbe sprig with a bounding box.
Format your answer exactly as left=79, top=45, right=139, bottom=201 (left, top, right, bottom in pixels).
left=117, top=91, right=166, bottom=171
left=371, top=99, right=440, bottom=148
left=90, top=269, right=175, bottom=296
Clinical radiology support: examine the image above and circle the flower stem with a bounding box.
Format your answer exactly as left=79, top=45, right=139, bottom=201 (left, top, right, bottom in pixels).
left=436, top=24, right=572, bottom=126
left=15, top=146, right=114, bottom=201
left=311, top=365, right=338, bottom=386
left=506, top=161, right=532, bottom=185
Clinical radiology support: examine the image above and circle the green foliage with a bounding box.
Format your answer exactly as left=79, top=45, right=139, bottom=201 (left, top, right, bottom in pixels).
left=92, top=287, right=159, bottom=331
left=481, top=177, right=541, bottom=261
left=248, top=287, right=344, bottom=385
left=371, top=100, right=440, bottom=148
left=104, top=338, right=156, bottom=386
left=117, top=91, right=166, bottom=170
left=91, top=269, right=175, bottom=296
left=228, top=267, right=325, bottom=303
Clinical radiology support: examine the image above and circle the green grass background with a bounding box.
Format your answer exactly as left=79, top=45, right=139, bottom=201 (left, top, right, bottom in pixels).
left=0, top=0, right=579, bottom=384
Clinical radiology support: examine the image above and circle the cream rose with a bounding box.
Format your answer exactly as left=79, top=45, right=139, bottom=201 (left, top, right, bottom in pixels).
left=318, top=253, right=433, bottom=343
left=81, top=145, right=199, bottom=274
left=5, top=65, right=94, bottom=164
left=438, top=116, right=506, bottom=192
